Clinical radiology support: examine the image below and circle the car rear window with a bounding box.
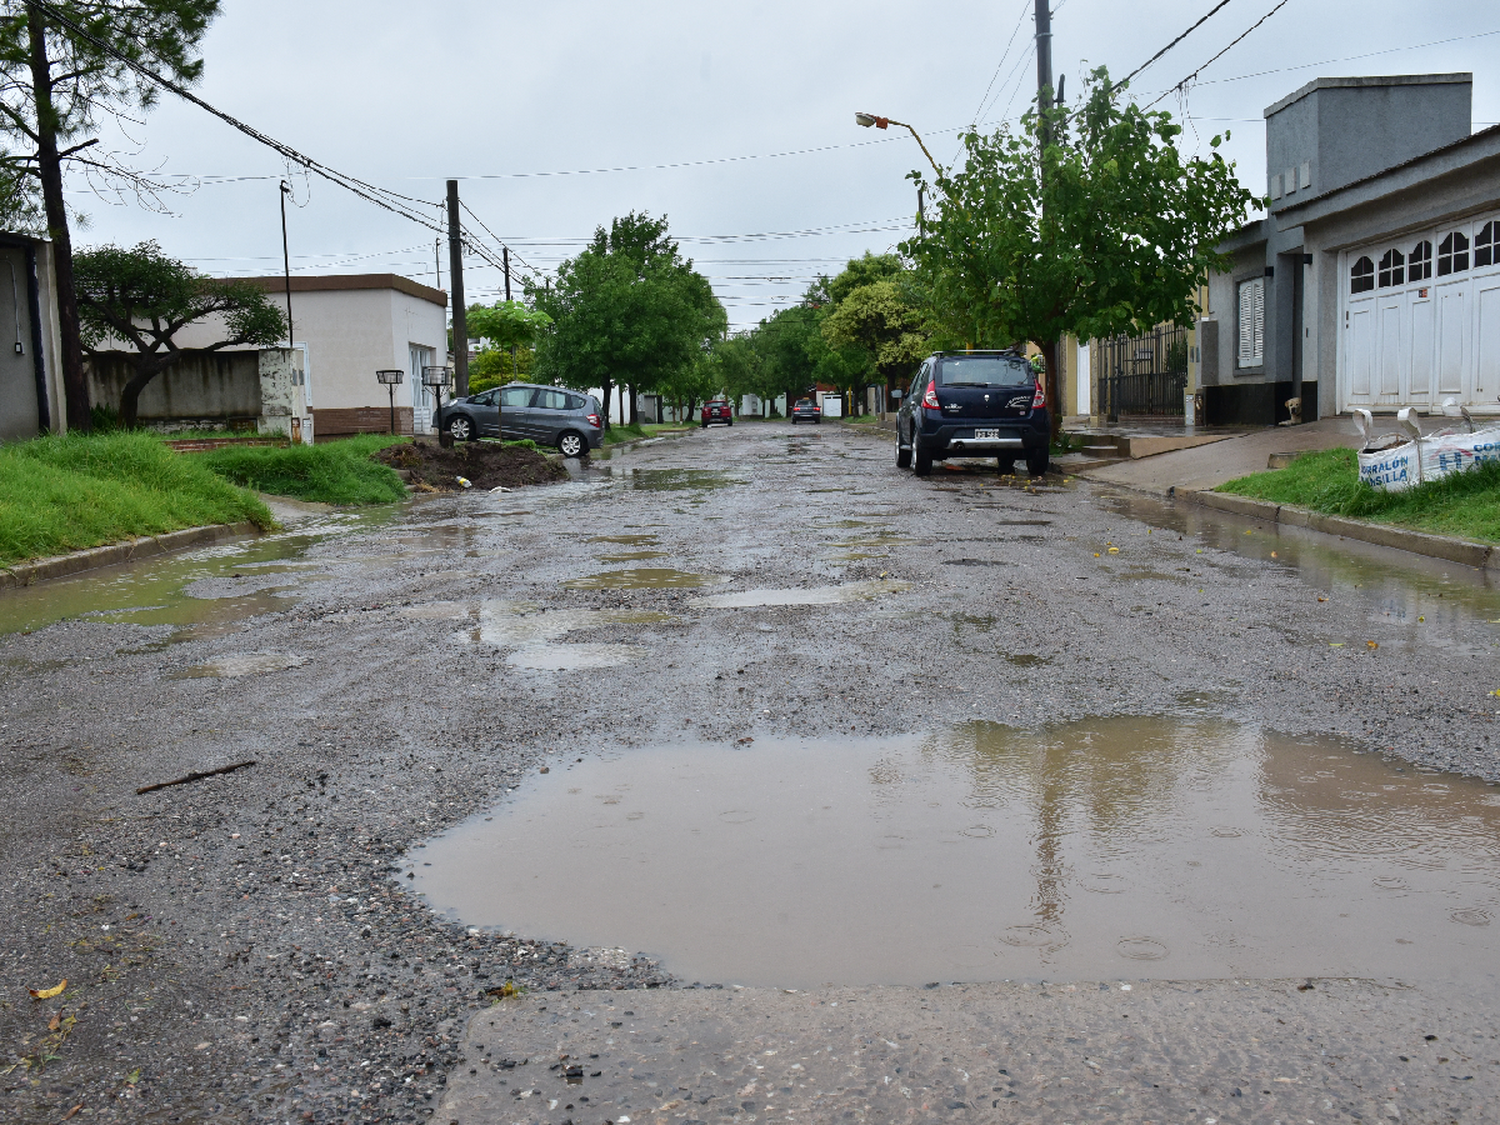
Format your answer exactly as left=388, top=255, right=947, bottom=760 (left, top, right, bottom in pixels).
left=936, top=355, right=1032, bottom=386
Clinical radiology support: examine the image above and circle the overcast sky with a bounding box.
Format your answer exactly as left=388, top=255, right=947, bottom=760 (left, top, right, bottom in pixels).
left=70, top=0, right=1499, bottom=331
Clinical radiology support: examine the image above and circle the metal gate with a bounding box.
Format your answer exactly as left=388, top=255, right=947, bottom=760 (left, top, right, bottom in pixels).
left=1098, top=325, right=1189, bottom=418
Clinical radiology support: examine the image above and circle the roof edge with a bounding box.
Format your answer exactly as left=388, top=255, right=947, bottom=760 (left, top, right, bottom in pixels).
left=230, top=273, right=448, bottom=308
left=1265, top=72, right=1473, bottom=119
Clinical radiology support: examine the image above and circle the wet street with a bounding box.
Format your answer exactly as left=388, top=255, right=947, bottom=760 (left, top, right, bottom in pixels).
left=3, top=420, right=1500, bottom=1124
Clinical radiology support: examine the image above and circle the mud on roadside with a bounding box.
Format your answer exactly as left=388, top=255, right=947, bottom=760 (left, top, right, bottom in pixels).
left=374, top=440, right=570, bottom=492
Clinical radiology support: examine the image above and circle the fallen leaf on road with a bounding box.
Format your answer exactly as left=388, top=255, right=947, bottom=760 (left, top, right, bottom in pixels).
left=48, top=1014, right=60, bottom=1031
left=29, top=980, right=66, bottom=1000
left=1367, top=641, right=1379, bottom=650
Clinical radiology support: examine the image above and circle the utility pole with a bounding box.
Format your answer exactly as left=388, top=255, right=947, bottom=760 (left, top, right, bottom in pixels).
left=1035, top=0, right=1062, bottom=439
left=503, top=246, right=517, bottom=373
left=279, top=181, right=294, bottom=351
left=446, top=180, right=469, bottom=397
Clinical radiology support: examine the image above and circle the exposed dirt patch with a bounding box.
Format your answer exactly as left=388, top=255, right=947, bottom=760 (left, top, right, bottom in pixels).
left=375, top=439, right=569, bottom=491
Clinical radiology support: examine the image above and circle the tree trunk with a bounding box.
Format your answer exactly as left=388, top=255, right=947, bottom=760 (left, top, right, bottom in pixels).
left=1040, top=338, right=1062, bottom=444
left=600, top=376, right=612, bottom=431
left=27, top=4, right=89, bottom=433
left=627, top=382, right=638, bottom=425
left=118, top=355, right=176, bottom=429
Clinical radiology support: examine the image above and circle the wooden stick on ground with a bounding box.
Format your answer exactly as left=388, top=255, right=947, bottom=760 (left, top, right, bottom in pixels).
left=136, top=759, right=257, bottom=795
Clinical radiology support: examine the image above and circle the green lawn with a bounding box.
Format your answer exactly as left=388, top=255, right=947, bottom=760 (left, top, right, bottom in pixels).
left=189, top=434, right=410, bottom=505
left=1217, top=447, right=1500, bottom=543
left=0, top=431, right=274, bottom=568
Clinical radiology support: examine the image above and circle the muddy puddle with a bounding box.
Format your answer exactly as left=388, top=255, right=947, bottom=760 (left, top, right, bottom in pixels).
left=564, top=568, right=723, bottom=590
left=0, top=510, right=396, bottom=643
left=457, top=600, right=677, bottom=669
left=410, top=717, right=1500, bottom=989
left=691, top=579, right=912, bottom=609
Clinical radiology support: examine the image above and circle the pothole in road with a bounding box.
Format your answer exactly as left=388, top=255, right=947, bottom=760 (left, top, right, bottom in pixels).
left=171, top=653, right=308, bottom=678
left=410, top=717, right=1500, bottom=989
left=596, top=550, right=668, bottom=563
left=690, top=579, right=912, bottom=608
left=563, top=568, right=725, bottom=590
left=604, top=468, right=743, bottom=492
left=461, top=600, right=677, bottom=670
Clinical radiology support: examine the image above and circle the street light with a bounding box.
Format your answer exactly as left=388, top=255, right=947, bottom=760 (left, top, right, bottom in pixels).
left=854, top=111, right=942, bottom=177
left=376, top=368, right=404, bottom=435
left=422, top=365, right=452, bottom=437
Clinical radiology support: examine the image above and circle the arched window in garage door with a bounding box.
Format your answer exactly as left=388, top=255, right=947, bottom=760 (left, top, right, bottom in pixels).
left=1410, top=240, right=1433, bottom=282
left=1475, top=221, right=1498, bottom=268
left=1350, top=255, right=1374, bottom=293
left=1439, top=231, right=1470, bottom=275
left=1379, top=248, right=1405, bottom=287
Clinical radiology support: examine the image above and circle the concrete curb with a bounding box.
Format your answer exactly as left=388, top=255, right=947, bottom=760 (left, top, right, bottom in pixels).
left=1180, top=489, right=1499, bottom=571
left=0, top=522, right=262, bottom=589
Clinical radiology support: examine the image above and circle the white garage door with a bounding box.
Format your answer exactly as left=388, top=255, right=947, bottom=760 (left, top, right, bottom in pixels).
left=1340, top=214, right=1500, bottom=411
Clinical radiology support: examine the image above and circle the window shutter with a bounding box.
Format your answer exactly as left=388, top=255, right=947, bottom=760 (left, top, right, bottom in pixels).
left=1238, top=278, right=1264, bottom=367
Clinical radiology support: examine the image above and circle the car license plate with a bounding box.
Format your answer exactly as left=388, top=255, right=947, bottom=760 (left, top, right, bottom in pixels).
left=974, top=428, right=1000, bottom=440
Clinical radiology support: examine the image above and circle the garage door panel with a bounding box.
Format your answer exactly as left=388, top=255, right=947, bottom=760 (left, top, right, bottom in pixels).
left=1435, top=283, right=1467, bottom=399
left=1479, top=281, right=1500, bottom=401
left=1377, top=299, right=1403, bottom=400
left=1348, top=304, right=1374, bottom=402
left=1408, top=295, right=1433, bottom=403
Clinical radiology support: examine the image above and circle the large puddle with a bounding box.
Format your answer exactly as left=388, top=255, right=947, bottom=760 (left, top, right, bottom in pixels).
left=410, top=717, right=1500, bottom=989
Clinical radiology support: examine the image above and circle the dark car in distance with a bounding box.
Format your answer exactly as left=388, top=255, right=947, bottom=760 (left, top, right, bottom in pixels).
left=791, top=398, right=822, bottom=424
left=895, top=351, right=1049, bottom=477
left=701, top=399, right=734, bottom=427
left=436, top=382, right=603, bottom=457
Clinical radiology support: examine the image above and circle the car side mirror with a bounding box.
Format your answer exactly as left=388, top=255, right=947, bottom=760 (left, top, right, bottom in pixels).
left=891, top=390, right=904, bottom=400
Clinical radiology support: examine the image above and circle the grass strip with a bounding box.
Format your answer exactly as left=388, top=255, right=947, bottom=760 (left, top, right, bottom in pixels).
left=190, top=434, right=410, bottom=505
left=1217, top=447, right=1500, bottom=543
left=0, top=431, right=274, bottom=567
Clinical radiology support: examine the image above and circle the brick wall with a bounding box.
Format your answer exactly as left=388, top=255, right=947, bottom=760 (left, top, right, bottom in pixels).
left=313, top=407, right=414, bottom=437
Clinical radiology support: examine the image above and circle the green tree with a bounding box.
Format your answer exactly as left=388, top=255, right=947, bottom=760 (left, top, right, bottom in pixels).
left=464, top=299, right=551, bottom=351
left=0, top=0, right=223, bottom=432
left=901, top=66, right=1258, bottom=435
left=528, top=211, right=725, bottom=428
left=820, top=277, right=928, bottom=407
left=74, top=241, right=285, bottom=428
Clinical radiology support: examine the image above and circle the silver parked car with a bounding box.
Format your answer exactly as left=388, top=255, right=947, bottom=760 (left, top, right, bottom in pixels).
left=437, top=383, right=604, bottom=457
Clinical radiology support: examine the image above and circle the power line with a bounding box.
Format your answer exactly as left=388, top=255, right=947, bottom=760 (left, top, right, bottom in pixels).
left=1146, top=0, right=1295, bottom=109
left=1120, top=0, right=1237, bottom=88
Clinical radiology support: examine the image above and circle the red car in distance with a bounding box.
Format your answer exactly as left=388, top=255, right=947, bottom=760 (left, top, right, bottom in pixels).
left=701, top=399, right=733, bottom=428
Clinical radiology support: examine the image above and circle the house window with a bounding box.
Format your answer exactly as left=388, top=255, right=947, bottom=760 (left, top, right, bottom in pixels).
left=1350, top=256, right=1374, bottom=293
left=1409, top=241, right=1432, bottom=282
left=1237, top=277, right=1264, bottom=368
left=1438, top=231, right=1470, bottom=276
left=1378, top=248, right=1405, bottom=288
left=1476, top=221, right=1497, bottom=269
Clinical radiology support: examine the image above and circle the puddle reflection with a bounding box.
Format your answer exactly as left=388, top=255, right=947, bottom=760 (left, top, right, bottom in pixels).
left=411, top=717, right=1500, bottom=989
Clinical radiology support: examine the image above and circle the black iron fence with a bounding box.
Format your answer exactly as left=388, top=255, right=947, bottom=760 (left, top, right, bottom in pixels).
left=1097, top=325, right=1190, bottom=418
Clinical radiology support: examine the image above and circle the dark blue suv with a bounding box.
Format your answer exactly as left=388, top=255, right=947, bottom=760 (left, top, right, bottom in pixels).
left=895, top=351, right=1049, bottom=477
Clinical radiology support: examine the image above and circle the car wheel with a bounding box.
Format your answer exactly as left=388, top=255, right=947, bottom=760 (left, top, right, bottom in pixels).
left=791, top=417, right=798, bottom=425
left=895, top=432, right=911, bottom=468
left=1026, top=448, right=1050, bottom=476
left=727, top=419, right=733, bottom=426
left=996, top=457, right=1015, bottom=475
left=701, top=420, right=708, bottom=428
left=446, top=415, right=473, bottom=442
left=913, top=439, right=933, bottom=477
left=557, top=431, right=586, bottom=458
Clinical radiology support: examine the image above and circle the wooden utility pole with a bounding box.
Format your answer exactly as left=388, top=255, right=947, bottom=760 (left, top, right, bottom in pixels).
left=446, top=180, right=469, bottom=397
left=1034, top=0, right=1062, bottom=438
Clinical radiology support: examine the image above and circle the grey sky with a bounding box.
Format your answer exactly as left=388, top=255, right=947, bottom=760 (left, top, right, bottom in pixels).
left=72, top=1, right=1500, bottom=331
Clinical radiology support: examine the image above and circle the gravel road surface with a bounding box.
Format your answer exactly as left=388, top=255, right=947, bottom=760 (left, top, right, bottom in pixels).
left=2, top=421, right=1497, bottom=1124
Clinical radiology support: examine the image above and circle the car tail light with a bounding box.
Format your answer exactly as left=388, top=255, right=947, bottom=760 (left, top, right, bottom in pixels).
left=922, top=379, right=940, bottom=410
left=587, top=413, right=602, bottom=428
left=1032, top=380, right=1046, bottom=409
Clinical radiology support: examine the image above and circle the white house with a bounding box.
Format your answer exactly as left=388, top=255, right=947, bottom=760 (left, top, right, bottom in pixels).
left=173, top=273, right=450, bottom=437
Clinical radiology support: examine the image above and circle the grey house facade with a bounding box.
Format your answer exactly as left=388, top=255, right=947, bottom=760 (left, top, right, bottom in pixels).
left=0, top=231, right=65, bottom=442
left=1201, top=74, right=1500, bottom=425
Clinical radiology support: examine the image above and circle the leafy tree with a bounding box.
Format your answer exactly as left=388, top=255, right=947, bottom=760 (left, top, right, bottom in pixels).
left=74, top=240, right=285, bottom=428
left=0, top=0, right=224, bottom=432
left=464, top=299, right=551, bottom=351
left=528, top=211, right=725, bottom=428
left=900, top=66, right=1258, bottom=436
left=825, top=251, right=904, bottom=307
left=820, top=278, right=928, bottom=406
left=468, top=345, right=534, bottom=394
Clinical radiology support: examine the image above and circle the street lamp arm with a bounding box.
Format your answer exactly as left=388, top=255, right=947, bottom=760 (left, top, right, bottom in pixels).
left=854, top=111, right=942, bottom=178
